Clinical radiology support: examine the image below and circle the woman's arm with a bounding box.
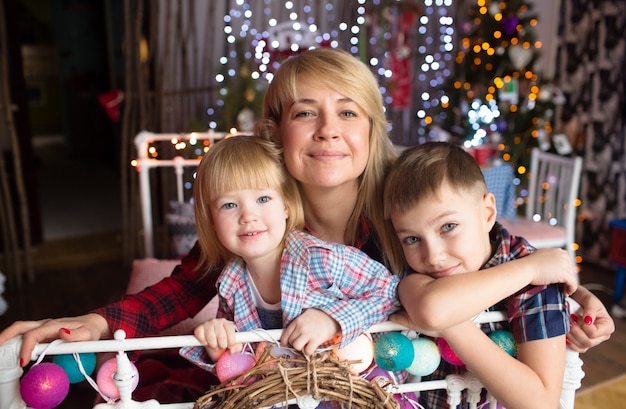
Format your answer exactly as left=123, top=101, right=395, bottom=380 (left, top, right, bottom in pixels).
left=441, top=321, right=566, bottom=409
left=397, top=248, right=576, bottom=331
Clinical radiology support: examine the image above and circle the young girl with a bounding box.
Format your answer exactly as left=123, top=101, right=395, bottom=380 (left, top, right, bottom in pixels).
left=180, top=135, right=400, bottom=369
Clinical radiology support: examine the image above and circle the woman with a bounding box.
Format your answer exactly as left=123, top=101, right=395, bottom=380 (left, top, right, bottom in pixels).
left=0, top=48, right=613, bottom=369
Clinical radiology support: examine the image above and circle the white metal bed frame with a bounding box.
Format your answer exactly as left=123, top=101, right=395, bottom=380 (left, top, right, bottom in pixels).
left=0, top=131, right=585, bottom=408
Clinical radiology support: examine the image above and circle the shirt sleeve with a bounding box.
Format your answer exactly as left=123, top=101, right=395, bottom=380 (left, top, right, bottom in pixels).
left=307, top=245, right=401, bottom=348
left=92, top=241, right=220, bottom=338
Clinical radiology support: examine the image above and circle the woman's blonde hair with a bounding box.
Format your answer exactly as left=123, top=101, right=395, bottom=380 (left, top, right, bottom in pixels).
left=256, top=47, right=397, bottom=248
left=382, top=142, right=488, bottom=274
left=193, top=136, right=304, bottom=271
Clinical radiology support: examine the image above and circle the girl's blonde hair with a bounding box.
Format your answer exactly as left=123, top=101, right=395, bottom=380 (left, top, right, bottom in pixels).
left=193, top=136, right=304, bottom=271
left=255, top=47, right=397, bottom=248
left=382, top=142, right=488, bottom=274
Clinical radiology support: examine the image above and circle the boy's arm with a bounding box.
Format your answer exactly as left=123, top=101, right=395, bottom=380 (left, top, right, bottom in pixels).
left=398, top=248, right=576, bottom=331
left=441, top=321, right=566, bottom=409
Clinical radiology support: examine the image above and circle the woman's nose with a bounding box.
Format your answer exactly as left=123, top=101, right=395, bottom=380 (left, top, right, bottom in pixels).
left=314, top=114, right=340, bottom=140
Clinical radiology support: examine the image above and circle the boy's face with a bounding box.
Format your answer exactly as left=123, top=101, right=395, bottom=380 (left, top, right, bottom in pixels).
left=211, top=188, right=289, bottom=266
left=390, top=181, right=497, bottom=278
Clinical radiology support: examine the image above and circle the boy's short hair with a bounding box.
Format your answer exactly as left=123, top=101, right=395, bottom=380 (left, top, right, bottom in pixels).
left=384, top=142, right=488, bottom=218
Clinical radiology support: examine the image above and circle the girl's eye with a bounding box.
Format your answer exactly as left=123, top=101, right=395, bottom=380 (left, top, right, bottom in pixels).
left=257, top=196, right=270, bottom=204
left=222, top=202, right=236, bottom=209
left=402, top=236, right=419, bottom=245
left=442, top=223, right=457, bottom=233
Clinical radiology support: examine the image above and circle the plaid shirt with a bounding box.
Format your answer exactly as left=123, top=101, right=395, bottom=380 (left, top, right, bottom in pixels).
left=93, top=217, right=385, bottom=339
left=180, top=229, right=401, bottom=371
left=420, top=222, right=569, bottom=409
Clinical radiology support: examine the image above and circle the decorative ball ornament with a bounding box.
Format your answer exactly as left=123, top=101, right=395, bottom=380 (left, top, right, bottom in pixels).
left=52, top=353, right=97, bottom=384
left=332, top=333, right=374, bottom=374
left=406, top=337, right=441, bottom=376
left=437, top=338, right=464, bottom=366
left=20, top=363, right=70, bottom=409
left=373, top=332, right=414, bottom=371
left=489, top=330, right=518, bottom=357
left=215, top=351, right=257, bottom=383
left=96, top=357, right=139, bottom=399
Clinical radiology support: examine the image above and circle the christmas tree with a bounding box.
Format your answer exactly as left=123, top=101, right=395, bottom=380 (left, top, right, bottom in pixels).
left=436, top=0, right=559, bottom=172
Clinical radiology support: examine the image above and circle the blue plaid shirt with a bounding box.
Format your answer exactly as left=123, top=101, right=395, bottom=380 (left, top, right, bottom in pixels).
left=181, top=229, right=400, bottom=371
left=420, top=222, right=569, bottom=409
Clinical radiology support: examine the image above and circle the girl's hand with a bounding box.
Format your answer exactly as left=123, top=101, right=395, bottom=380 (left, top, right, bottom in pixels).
left=281, top=308, right=340, bottom=356
left=526, top=248, right=578, bottom=296
left=567, top=287, right=615, bottom=352
left=0, top=314, right=111, bottom=367
left=193, top=318, right=241, bottom=361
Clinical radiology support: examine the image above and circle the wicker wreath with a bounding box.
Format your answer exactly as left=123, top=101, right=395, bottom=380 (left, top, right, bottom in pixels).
left=194, top=347, right=400, bottom=409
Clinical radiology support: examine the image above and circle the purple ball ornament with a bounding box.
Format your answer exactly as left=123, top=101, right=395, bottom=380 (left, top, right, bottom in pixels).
left=373, top=332, right=414, bottom=372
left=488, top=329, right=518, bottom=357
left=20, top=362, right=70, bottom=409
left=215, top=350, right=257, bottom=383
left=406, top=337, right=441, bottom=376
left=437, top=338, right=464, bottom=366
left=502, top=16, right=519, bottom=36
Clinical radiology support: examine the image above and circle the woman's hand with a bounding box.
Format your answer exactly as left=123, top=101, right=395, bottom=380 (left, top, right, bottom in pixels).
left=193, top=318, right=240, bottom=361
left=567, top=286, right=615, bottom=352
left=0, top=314, right=111, bottom=367
left=281, top=308, right=340, bottom=356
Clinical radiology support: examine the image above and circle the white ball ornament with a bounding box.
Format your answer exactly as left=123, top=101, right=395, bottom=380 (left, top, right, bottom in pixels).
left=406, top=337, right=441, bottom=376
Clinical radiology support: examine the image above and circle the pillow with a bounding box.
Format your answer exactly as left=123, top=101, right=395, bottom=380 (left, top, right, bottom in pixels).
left=166, top=201, right=197, bottom=258
left=127, top=258, right=218, bottom=335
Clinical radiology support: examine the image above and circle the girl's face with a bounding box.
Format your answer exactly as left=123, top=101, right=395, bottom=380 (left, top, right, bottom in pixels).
left=211, top=188, right=288, bottom=265
left=279, top=79, right=371, bottom=190
left=390, top=182, right=497, bottom=278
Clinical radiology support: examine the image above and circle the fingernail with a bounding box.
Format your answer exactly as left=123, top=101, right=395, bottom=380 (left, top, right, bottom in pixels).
left=584, top=315, right=593, bottom=325
left=570, top=314, right=579, bottom=323
left=19, top=358, right=23, bottom=367
left=61, top=328, right=71, bottom=334
left=565, top=338, right=571, bottom=345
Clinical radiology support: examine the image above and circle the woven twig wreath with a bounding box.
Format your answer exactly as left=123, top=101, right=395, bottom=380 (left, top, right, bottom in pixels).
left=194, top=347, right=400, bottom=409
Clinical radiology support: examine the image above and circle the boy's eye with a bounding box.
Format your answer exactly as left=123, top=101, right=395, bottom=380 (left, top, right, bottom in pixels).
left=442, top=223, right=457, bottom=233
left=257, top=196, right=270, bottom=203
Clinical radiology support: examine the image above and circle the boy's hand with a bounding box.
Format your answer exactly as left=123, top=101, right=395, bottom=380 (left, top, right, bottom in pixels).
left=193, top=318, right=241, bottom=361
left=526, top=248, right=578, bottom=296
left=281, top=308, right=340, bottom=356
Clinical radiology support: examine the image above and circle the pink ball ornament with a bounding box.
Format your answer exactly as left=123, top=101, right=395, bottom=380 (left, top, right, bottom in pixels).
left=406, top=337, right=441, bottom=376
left=96, top=357, right=139, bottom=399
left=332, top=333, right=374, bottom=374
left=20, top=362, right=70, bottom=409
left=215, top=351, right=257, bottom=383
left=437, top=338, right=464, bottom=366
left=373, top=332, right=414, bottom=371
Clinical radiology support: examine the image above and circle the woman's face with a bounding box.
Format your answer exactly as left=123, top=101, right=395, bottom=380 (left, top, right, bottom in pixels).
left=279, top=79, right=370, bottom=190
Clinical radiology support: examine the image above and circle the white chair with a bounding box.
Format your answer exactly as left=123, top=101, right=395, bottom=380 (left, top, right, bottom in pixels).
left=499, top=148, right=583, bottom=264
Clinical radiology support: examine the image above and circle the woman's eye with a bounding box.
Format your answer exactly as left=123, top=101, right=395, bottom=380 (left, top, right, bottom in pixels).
left=402, top=236, right=419, bottom=245
left=442, top=223, right=457, bottom=233
left=341, top=110, right=357, bottom=118
left=294, top=110, right=314, bottom=118
left=257, top=196, right=270, bottom=204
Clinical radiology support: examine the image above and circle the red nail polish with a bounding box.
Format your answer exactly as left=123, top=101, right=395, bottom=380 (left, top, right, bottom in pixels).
left=584, top=315, right=593, bottom=325
left=19, top=358, right=23, bottom=367
left=61, top=328, right=71, bottom=334
left=565, top=338, right=571, bottom=345
left=570, top=314, right=579, bottom=323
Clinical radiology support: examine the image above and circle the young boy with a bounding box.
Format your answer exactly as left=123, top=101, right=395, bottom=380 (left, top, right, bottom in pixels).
left=382, top=142, right=572, bottom=409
